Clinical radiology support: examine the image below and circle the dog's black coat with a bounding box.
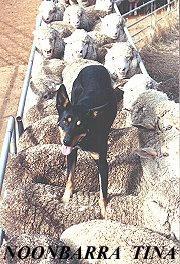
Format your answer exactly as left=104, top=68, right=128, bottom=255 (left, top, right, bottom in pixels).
left=73, top=65, right=117, bottom=151
left=56, top=64, right=117, bottom=205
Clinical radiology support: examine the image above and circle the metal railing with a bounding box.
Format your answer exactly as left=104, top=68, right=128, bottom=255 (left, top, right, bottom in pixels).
left=0, top=116, right=16, bottom=245
left=122, top=0, right=156, bottom=17
left=0, top=17, right=41, bottom=246
left=122, top=0, right=178, bottom=44
left=114, top=3, right=149, bottom=75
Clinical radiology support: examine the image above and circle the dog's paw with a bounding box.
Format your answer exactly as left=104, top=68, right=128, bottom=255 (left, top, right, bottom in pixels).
left=99, top=198, right=108, bottom=219
left=62, top=189, right=72, bottom=205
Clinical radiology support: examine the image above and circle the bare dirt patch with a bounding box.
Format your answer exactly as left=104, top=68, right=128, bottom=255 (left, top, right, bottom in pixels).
left=141, top=24, right=179, bottom=102
left=0, top=0, right=41, bottom=148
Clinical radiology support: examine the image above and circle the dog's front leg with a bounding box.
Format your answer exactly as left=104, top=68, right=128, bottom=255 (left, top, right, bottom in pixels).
left=95, top=156, right=108, bottom=219
left=62, top=149, right=77, bottom=204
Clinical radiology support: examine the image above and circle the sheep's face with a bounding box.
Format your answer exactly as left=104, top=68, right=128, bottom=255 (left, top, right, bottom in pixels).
left=105, top=54, right=131, bottom=79
left=40, top=2, right=57, bottom=23
left=70, top=9, right=84, bottom=28
left=64, top=6, right=84, bottom=28
left=64, top=35, right=97, bottom=61
left=101, top=14, right=124, bottom=39
left=123, top=75, right=155, bottom=111
left=105, top=43, right=134, bottom=79
left=36, top=30, right=57, bottom=59
left=95, top=0, right=113, bottom=12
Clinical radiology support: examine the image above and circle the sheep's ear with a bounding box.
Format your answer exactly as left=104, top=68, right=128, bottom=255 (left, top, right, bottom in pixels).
left=132, top=122, right=155, bottom=130
left=134, top=148, right=158, bottom=159
left=100, top=17, right=104, bottom=22
left=56, top=84, right=71, bottom=111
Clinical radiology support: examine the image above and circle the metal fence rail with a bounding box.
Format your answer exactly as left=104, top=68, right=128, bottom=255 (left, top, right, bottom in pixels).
left=114, top=3, right=149, bottom=75
left=122, top=0, right=156, bottom=17
left=124, top=0, right=178, bottom=44
left=0, top=116, right=16, bottom=245
left=0, top=0, right=177, bottom=247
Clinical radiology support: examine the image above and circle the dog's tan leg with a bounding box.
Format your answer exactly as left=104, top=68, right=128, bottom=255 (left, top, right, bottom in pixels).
left=62, top=149, right=77, bottom=204
left=91, top=152, right=108, bottom=219
left=62, top=172, right=74, bottom=204
left=99, top=197, right=108, bottom=219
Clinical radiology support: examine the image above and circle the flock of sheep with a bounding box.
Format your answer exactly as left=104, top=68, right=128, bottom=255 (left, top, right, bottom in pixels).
left=0, top=0, right=179, bottom=263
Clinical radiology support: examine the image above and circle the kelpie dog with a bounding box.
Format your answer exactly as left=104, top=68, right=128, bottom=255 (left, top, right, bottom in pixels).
left=56, top=64, right=117, bottom=217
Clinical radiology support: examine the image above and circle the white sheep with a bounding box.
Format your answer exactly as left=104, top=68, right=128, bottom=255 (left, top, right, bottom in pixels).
left=63, top=29, right=98, bottom=62
left=131, top=90, right=180, bottom=239
left=50, top=20, right=75, bottom=36
left=30, top=57, right=65, bottom=116
left=104, top=41, right=140, bottom=81
left=60, top=220, right=179, bottom=264
left=23, top=82, right=56, bottom=123
left=77, top=0, right=96, bottom=7
left=95, top=0, right=113, bottom=11
left=69, top=0, right=96, bottom=7
left=143, top=182, right=180, bottom=241
left=63, top=5, right=92, bottom=31
left=131, top=91, right=179, bottom=180
left=122, top=74, right=158, bottom=111
left=94, top=0, right=126, bottom=12
left=33, top=26, right=65, bottom=59
left=36, top=0, right=65, bottom=27
left=94, top=13, right=126, bottom=41
left=88, top=13, right=126, bottom=51
left=112, top=74, right=158, bottom=129
left=24, top=98, right=57, bottom=127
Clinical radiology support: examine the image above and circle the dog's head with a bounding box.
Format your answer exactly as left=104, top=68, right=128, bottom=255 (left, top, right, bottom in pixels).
left=56, top=84, right=108, bottom=156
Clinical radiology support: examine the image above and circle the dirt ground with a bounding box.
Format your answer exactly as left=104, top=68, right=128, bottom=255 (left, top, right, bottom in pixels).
left=141, top=27, right=179, bottom=102
left=0, top=0, right=41, bottom=148
left=0, top=2, right=179, bottom=150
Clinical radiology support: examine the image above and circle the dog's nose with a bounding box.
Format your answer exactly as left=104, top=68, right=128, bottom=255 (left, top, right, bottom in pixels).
left=63, top=137, right=72, bottom=146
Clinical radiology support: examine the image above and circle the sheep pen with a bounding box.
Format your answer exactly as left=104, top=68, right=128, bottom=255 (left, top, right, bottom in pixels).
left=0, top=0, right=179, bottom=258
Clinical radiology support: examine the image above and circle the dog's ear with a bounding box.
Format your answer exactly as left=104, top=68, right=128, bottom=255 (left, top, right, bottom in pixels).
left=56, top=84, right=71, bottom=112
left=88, top=102, right=109, bottom=118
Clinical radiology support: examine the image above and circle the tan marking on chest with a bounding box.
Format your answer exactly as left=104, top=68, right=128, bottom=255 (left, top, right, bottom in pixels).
left=89, top=151, right=99, bottom=160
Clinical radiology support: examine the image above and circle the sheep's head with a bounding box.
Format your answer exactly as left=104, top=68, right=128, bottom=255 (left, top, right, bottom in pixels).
left=30, top=79, right=60, bottom=101
left=39, top=1, right=58, bottom=23
left=122, top=74, right=158, bottom=111
left=64, top=29, right=97, bottom=61
left=131, top=90, right=169, bottom=130
left=64, top=6, right=85, bottom=28
left=105, top=42, right=134, bottom=80
left=34, top=27, right=60, bottom=59
left=95, top=0, right=113, bottom=12
left=100, top=13, right=125, bottom=39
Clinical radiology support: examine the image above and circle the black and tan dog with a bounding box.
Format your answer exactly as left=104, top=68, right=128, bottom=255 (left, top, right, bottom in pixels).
left=56, top=64, right=117, bottom=217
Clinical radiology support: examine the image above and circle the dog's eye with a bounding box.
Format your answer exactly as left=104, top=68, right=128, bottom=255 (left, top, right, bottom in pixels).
left=67, top=117, right=72, bottom=123
left=63, top=120, right=68, bottom=124
left=77, top=120, right=81, bottom=126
